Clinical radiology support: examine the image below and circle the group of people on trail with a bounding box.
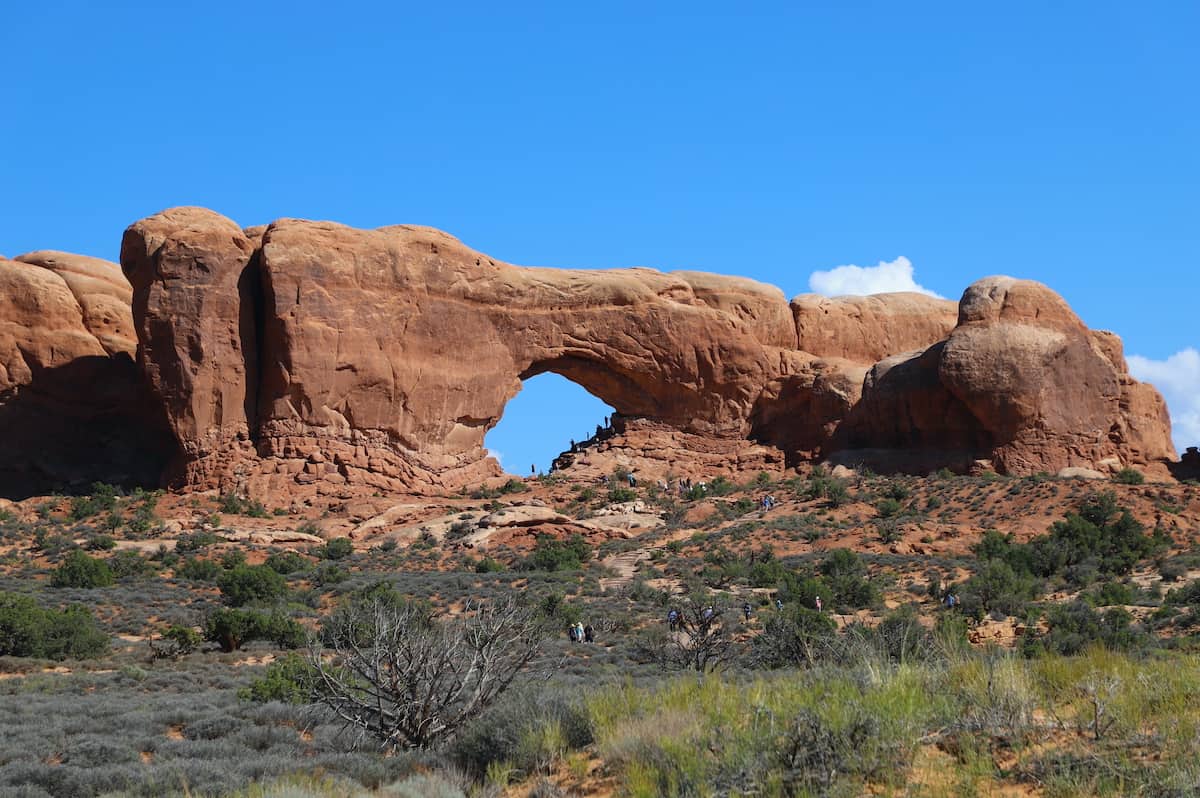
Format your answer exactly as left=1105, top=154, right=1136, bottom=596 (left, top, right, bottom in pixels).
left=567, top=621, right=595, bottom=644
left=943, top=593, right=958, bottom=609
left=759, top=494, right=777, bottom=511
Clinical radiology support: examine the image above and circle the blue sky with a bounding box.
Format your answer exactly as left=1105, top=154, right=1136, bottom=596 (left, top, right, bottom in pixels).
left=4, top=2, right=1196, bottom=470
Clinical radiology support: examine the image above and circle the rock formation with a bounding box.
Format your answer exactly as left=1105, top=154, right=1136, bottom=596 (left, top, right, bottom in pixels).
left=0, top=207, right=1178, bottom=499
left=836, top=277, right=1176, bottom=475
left=0, top=251, right=172, bottom=498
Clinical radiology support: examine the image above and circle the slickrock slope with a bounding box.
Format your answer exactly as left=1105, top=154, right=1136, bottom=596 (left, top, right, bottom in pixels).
left=0, top=207, right=1177, bottom=499
left=0, top=252, right=171, bottom=498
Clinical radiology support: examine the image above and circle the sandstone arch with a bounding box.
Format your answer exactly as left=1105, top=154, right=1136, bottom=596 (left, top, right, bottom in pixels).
left=111, top=207, right=1176, bottom=497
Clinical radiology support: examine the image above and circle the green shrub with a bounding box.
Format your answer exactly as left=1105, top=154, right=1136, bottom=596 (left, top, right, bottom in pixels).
left=68, top=483, right=120, bottom=521
left=219, top=548, right=247, bottom=569
left=875, top=498, right=902, bottom=518
left=175, top=530, right=221, bottom=553
left=264, top=550, right=309, bottom=574
left=239, top=652, right=318, bottom=703
left=607, top=486, right=637, bottom=503
left=203, top=608, right=304, bottom=652
left=218, top=493, right=270, bottom=517
left=752, top=606, right=837, bottom=667
left=523, top=534, right=591, bottom=571
left=1022, top=601, right=1148, bottom=656
left=84, top=534, right=116, bottom=551
left=317, top=537, right=354, bottom=560
left=176, top=557, right=222, bottom=581
left=51, top=550, right=114, bottom=588
left=474, top=556, right=506, bottom=573
left=151, top=624, right=202, bottom=659
left=0, top=592, right=109, bottom=659
left=1112, top=468, right=1146, bottom=485
left=108, top=550, right=157, bottom=580
left=498, top=479, right=529, bottom=495
left=818, top=549, right=880, bottom=611
left=217, top=565, right=287, bottom=606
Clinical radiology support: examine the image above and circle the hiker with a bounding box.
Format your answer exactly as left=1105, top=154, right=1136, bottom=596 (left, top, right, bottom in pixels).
left=743, top=602, right=752, bottom=621
left=574, top=622, right=585, bottom=643
left=775, top=597, right=784, bottom=611
left=627, top=471, right=636, bottom=487
left=667, top=608, right=679, bottom=631
left=570, top=438, right=576, bottom=452
left=599, top=473, right=609, bottom=486
left=815, top=596, right=823, bottom=612
left=531, top=464, right=536, bottom=476
left=568, top=624, right=578, bottom=642
left=766, top=494, right=776, bottom=511
left=702, top=606, right=715, bottom=624
left=583, top=624, right=595, bottom=643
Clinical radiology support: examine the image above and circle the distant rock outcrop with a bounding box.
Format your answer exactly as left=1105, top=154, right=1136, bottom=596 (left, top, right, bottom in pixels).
left=0, top=208, right=1178, bottom=499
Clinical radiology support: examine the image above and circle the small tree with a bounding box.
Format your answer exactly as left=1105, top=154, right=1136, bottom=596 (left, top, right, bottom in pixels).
left=217, top=564, right=287, bottom=606
left=309, top=597, right=548, bottom=749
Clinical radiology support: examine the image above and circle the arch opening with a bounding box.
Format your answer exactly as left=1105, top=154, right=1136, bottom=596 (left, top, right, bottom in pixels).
left=484, top=372, right=616, bottom=476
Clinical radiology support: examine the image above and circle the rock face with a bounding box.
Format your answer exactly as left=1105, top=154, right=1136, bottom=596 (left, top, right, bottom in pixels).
left=0, top=252, right=172, bottom=498
left=0, top=208, right=1176, bottom=499
left=836, top=277, right=1176, bottom=475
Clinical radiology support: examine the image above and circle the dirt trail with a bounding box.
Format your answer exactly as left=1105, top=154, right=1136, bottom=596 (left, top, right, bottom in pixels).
left=598, top=549, right=650, bottom=592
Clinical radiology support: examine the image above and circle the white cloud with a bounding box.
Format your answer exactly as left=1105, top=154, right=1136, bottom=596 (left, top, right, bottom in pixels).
left=808, top=256, right=942, bottom=298
left=1128, top=348, right=1200, bottom=451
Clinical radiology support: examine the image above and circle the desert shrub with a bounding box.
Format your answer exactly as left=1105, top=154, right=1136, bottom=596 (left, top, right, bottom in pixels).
left=957, top=560, right=1037, bottom=618
left=217, top=565, right=287, bottom=606
left=474, top=556, right=505, bottom=573
left=312, top=562, right=350, bottom=586
left=176, top=557, right=222, bottom=582
left=751, top=605, right=837, bottom=668
left=0, top=592, right=109, bottom=659
left=606, top=486, right=637, bottom=504
left=316, top=537, right=354, bottom=561
left=452, top=687, right=592, bottom=779
left=149, top=625, right=202, bottom=660
left=264, top=550, right=309, bottom=574
left=498, top=479, right=528, bottom=495
left=239, top=653, right=319, bottom=704
left=1087, top=580, right=1135, bottom=607
left=51, top=551, right=114, bottom=588
left=818, top=549, right=880, bottom=611
left=83, top=535, right=116, bottom=551
left=1022, top=601, right=1149, bottom=656
left=875, top=498, right=903, bottom=519
left=1157, top=557, right=1189, bottom=583
left=203, top=608, right=304, bottom=652
left=68, top=483, right=120, bottom=521
left=1112, top=467, right=1145, bottom=485
left=523, top=534, right=591, bottom=572
left=969, top=494, right=1166, bottom=595
left=218, top=493, right=270, bottom=517
left=108, top=550, right=157, bottom=580
left=778, top=706, right=901, bottom=794
left=175, top=530, right=221, bottom=553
